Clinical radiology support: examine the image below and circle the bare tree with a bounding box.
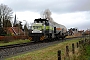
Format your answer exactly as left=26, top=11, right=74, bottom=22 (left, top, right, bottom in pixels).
left=40, top=9, right=54, bottom=22
left=24, top=24, right=28, bottom=31
left=19, top=21, right=23, bottom=30
left=0, top=9, right=2, bottom=27
left=44, top=9, right=51, bottom=19
left=24, top=24, right=28, bottom=36
left=0, top=4, right=13, bottom=27
left=4, top=20, right=12, bottom=27
left=13, top=21, right=23, bottom=30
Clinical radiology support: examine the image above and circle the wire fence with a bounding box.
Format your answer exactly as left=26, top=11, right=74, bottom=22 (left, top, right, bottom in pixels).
left=57, top=34, right=90, bottom=60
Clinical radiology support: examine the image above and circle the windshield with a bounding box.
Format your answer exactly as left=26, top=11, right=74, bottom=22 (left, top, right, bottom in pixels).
left=32, top=26, right=42, bottom=30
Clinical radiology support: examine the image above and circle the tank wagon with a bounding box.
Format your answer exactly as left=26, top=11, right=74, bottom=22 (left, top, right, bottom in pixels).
left=28, top=18, right=67, bottom=42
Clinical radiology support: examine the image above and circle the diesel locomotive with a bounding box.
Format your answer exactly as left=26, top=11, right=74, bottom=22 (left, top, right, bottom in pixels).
left=28, top=18, right=67, bottom=42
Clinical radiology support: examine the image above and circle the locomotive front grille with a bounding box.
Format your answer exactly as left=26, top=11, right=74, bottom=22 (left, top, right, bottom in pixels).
left=29, top=33, right=44, bottom=42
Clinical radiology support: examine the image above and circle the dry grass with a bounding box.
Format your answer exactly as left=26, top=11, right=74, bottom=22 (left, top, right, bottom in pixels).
left=6, top=38, right=81, bottom=60
left=66, top=33, right=82, bottom=38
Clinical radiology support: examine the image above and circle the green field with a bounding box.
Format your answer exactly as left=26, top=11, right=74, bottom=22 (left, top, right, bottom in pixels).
left=85, top=44, right=90, bottom=60
left=6, top=38, right=82, bottom=60
left=0, top=39, right=31, bottom=46
left=78, top=42, right=90, bottom=60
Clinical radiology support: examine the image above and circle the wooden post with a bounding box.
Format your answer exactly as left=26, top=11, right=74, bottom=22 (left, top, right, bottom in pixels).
left=66, top=46, right=69, bottom=57
left=79, top=41, right=81, bottom=44
left=82, top=40, right=84, bottom=44
left=77, top=42, right=78, bottom=48
left=72, top=43, right=75, bottom=54
left=85, top=39, right=87, bottom=42
left=89, top=40, right=90, bottom=44
left=81, top=40, right=83, bottom=45
left=58, top=50, right=61, bottom=60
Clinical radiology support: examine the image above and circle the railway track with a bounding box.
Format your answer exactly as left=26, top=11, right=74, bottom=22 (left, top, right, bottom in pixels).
left=0, top=36, right=81, bottom=60
left=0, top=42, right=34, bottom=49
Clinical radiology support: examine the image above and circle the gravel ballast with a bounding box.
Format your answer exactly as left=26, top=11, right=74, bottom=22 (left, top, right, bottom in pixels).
left=0, top=40, right=65, bottom=60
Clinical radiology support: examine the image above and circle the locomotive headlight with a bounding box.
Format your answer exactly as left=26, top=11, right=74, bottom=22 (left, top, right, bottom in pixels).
left=32, top=30, right=42, bottom=33
left=40, top=31, right=42, bottom=33
left=32, top=31, right=34, bottom=33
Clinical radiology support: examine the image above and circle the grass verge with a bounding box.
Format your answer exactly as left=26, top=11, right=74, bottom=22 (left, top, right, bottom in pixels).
left=6, top=38, right=81, bottom=60
left=77, top=42, right=90, bottom=60
left=0, top=39, right=31, bottom=46
left=85, top=44, right=90, bottom=60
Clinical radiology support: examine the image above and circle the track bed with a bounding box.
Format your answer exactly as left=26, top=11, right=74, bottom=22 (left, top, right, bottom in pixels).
left=0, top=37, right=81, bottom=60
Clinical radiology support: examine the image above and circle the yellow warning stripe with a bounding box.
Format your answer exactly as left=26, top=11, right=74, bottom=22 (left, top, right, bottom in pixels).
left=40, top=36, right=45, bottom=41
left=28, top=37, right=32, bottom=40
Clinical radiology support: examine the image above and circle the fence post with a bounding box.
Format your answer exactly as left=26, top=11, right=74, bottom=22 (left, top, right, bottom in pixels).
left=66, top=46, right=69, bottom=57
left=77, top=42, right=78, bottom=48
left=58, top=50, right=61, bottom=60
left=88, top=40, right=90, bottom=44
left=79, top=41, right=81, bottom=44
left=72, top=43, right=75, bottom=54
left=85, top=39, right=87, bottom=42
left=82, top=40, right=84, bottom=44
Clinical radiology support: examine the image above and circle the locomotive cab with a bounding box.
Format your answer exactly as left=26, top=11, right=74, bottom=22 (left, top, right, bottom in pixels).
left=31, top=23, right=43, bottom=33
left=29, top=18, right=50, bottom=42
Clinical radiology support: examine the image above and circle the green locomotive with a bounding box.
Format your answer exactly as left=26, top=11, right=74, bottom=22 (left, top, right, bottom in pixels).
left=28, top=18, right=67, bottom=42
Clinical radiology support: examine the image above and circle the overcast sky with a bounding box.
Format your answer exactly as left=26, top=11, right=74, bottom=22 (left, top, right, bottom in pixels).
left=0, top=0, right=90, bottom=30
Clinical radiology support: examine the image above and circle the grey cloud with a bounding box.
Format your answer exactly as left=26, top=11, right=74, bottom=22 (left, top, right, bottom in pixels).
left=66, top=22, right=90, bottom=30
left=69, top=20, right=90, bottom=30
left=1, top=0, right=90, bottom=13
left=78, top=22, right=90, bottom=30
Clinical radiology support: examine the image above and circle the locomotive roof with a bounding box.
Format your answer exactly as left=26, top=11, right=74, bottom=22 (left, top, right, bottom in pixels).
left=34, top=18, right=48, bottom=21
